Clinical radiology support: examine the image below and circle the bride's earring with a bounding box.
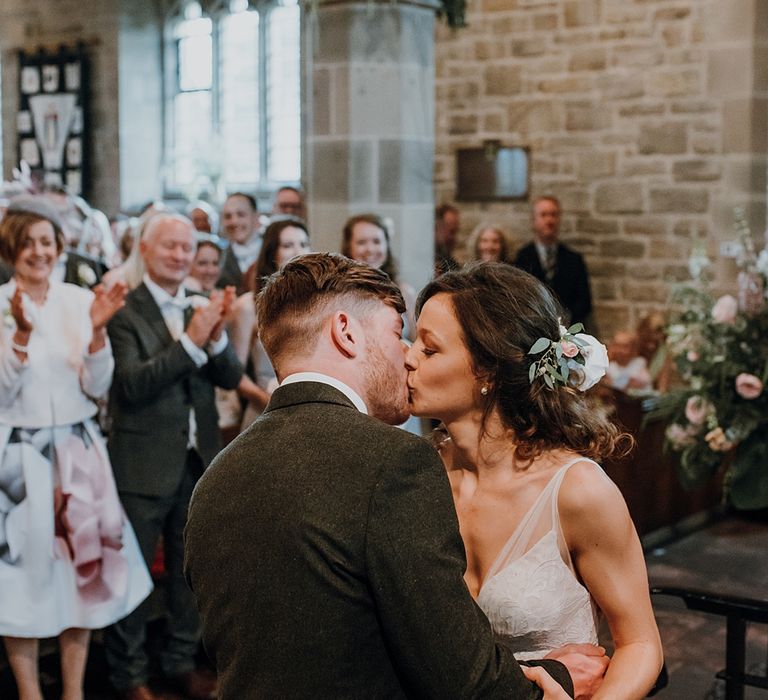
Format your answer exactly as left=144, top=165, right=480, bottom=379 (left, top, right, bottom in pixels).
left=480, top=386, right=489, bottom=396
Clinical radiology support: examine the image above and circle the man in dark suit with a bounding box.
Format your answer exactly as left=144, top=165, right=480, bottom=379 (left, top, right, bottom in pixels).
left=0, top=259, right=12, bottom=285
left=514, top=196, right=593, bottom=328
left=185, top=253, right=607, bottom=700
left=105, top=214, right=243, bottom=700
left=216, top=192, right=262, bottom=293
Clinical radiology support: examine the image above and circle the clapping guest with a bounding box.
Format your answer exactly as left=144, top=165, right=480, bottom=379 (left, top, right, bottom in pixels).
left=184, top=235, right=225, bottom=294
left=104, top=214, right=242, bottom=700
left=184, top=235, right=242, bottom=442
left=466, top=223, right=513, bottom=264
left=8, top=195, right=106, bottom=289
left=0, top=199, right=151, bottom=700
left=102, top=204, right=169, bottom=292
left=230, top=217, right=310, bottom=429
left=341, top=214, right=416, bottom=340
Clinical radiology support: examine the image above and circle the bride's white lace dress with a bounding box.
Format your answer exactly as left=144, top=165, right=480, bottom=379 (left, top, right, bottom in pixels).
left=475, top=457, right=600, bottom=660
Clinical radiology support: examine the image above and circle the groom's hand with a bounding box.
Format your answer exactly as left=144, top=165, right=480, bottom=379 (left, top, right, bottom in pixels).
left=522, top=666, right=571, bottom=699
left=545, top=643, right=609, bottom=699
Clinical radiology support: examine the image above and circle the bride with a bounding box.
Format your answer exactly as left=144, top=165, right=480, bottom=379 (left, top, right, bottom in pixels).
left=405, top=263, right=663, bottom=700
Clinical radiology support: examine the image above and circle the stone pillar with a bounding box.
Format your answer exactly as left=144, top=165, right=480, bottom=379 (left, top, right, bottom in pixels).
left=304, top=0, right=440, bottom=293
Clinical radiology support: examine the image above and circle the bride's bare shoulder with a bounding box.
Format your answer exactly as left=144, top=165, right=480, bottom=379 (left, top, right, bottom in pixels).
left=557, top=458, right=631, bottom=531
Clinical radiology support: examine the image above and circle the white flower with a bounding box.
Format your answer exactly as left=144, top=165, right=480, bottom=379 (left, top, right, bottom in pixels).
left=757, top=249, right=768, bottom=278
left=711, top=294, right=738, bottom=324
left=688, top=253, right=710, bottom=280
left=569, top=333, right=609, bottom=391
left=77, top=263, right=97, bottom=287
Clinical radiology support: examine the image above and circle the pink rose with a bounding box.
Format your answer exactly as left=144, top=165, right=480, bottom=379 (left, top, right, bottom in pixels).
left=561, top=340, right=579, bottom=358
left=686, top=350, right=700, bottom=362
left=685, top=395, right=713, bottom=425
left=735, top=373, right=764, bottom=400
left=711, top=295, right=738, bottom=324
left=666, top=423, right=695, bottom=449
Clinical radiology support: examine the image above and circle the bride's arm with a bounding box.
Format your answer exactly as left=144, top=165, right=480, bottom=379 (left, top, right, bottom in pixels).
left=559, top=461, right=663, bottom=700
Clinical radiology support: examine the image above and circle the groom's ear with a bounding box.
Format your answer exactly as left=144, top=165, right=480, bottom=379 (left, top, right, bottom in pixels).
left=329, top=310, right=362, bottom=359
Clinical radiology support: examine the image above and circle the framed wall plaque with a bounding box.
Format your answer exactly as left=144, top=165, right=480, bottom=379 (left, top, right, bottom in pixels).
left=17, top=43, right=89, bottom=196
left=456, top=143, right=529, bottom=202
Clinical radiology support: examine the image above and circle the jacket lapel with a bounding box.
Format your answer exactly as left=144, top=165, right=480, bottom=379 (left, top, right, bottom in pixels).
left=131, top=283, right=174, bottom=346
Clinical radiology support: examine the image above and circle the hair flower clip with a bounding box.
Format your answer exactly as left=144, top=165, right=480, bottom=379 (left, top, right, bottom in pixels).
left=528, top=322, right=609, bottom=392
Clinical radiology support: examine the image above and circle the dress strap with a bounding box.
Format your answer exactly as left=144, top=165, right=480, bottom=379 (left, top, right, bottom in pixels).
left=482, top=457, right=599, bottom=583
left=549, top=457, right=601, bottom=571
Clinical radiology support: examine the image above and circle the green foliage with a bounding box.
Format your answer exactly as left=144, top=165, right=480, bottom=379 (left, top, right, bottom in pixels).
left=661, top=212, right=768, bottom=509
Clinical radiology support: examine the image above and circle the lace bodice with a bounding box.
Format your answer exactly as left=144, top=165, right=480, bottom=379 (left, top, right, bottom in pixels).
left=475, top=458, right=599, bottom=660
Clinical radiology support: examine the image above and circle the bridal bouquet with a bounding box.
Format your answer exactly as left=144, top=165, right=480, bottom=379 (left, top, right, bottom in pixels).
left=652, top=210, right=768, bottom=510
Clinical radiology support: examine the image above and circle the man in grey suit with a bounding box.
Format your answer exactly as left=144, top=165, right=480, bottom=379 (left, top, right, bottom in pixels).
left=105, top=214, right=243, bottom=700
left=184, top=253, right=607, bottom=699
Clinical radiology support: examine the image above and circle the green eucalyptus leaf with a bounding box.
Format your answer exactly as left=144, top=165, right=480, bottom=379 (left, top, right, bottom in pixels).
left=529, top=337, right=550, bottom=354
left=544, top=373, right=554, bottom=389
left=528, top=363, right=536, bottom=383
left=567, top=323, right=584, bottom=334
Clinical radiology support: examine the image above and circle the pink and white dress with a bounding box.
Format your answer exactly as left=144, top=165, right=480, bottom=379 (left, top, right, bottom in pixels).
left=0, top=279, right=152, bottom=637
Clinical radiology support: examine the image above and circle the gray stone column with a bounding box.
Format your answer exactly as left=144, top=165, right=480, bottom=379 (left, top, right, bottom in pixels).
left=304, top=0, right=440, bottom=293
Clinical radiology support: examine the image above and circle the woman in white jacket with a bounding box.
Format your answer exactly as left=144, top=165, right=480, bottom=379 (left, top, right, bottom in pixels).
left=0, top=197, right=151, bottom=700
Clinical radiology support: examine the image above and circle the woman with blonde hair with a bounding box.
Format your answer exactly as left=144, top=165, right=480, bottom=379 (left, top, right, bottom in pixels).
left=466, top=223, right=513, bottom=264
left=0, top=198, right=151, bottom=700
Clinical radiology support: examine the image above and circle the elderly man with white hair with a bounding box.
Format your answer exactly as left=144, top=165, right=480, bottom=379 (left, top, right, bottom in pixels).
left=103, top=213, right=242, bottom=700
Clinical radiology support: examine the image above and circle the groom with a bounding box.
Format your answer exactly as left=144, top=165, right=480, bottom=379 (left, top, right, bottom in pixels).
left=184, top=253, right=607, bottom=699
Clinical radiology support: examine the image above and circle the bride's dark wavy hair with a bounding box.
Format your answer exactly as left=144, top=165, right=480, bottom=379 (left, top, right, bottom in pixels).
left=416, top=262, right=632, bottom=463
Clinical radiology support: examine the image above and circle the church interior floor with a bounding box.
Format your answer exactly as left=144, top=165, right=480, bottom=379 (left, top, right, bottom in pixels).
left=638, top=510, right=768, bottom=699
left=1, top=511, right=766, bottom=699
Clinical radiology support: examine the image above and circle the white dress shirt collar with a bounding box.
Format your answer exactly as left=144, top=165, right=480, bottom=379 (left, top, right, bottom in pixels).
left=143, top=274, right=187, bottom=308
left=280, top=372, right=368, bottom=414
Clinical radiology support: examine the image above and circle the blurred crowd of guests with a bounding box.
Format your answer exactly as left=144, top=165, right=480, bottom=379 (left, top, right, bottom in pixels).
left=0, top=178, right=672, bottom=699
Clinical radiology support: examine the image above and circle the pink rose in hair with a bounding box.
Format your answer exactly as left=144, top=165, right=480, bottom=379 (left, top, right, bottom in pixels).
left=735, top=373, right=764, bottom=400
left=711, top=295, right=738, bottom=324
left=684, top=395, right=713, bottom=425
left=561, top=340, right=579, bottom=358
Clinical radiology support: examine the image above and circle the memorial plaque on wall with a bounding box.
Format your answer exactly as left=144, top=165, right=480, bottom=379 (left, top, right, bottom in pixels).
left=17, top=44, right=89, bottom=197
left=456, top=145, right=529, bottom=202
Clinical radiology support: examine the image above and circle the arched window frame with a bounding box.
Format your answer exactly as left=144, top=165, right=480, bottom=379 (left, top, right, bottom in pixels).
left=161, top=0, right=301, bottom=199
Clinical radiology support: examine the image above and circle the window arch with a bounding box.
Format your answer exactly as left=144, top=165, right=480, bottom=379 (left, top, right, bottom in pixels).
left=164, top=0, right=301, bottom=197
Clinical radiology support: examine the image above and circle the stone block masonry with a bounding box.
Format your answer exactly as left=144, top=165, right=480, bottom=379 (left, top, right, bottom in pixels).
left=435, top=0, right=768, bottom=338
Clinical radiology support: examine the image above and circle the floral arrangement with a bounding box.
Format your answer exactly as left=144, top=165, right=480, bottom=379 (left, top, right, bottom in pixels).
left=652, top=209, right=768, bottom=510
left=527, top=323, right=609, bottom=392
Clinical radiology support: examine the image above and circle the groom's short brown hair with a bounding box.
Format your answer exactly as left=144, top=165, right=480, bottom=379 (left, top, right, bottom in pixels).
left=256, top=252, right=405, bottom=369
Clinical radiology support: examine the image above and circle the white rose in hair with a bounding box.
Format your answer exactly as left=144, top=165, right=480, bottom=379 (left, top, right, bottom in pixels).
left=568, top=333, right=609, bottom=391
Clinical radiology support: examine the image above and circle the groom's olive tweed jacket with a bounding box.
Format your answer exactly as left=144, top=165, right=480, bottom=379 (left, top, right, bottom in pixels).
left=184, top=381, right=573, bottom=700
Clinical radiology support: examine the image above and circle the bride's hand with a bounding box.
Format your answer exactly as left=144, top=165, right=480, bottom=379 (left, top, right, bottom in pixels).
left=545, top=643, right=609, bottom=699
left=521, top=666, right=571, bottom=699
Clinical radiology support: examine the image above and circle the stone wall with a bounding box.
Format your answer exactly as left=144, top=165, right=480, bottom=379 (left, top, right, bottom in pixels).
left=434, top=0, right=768, bottom=335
